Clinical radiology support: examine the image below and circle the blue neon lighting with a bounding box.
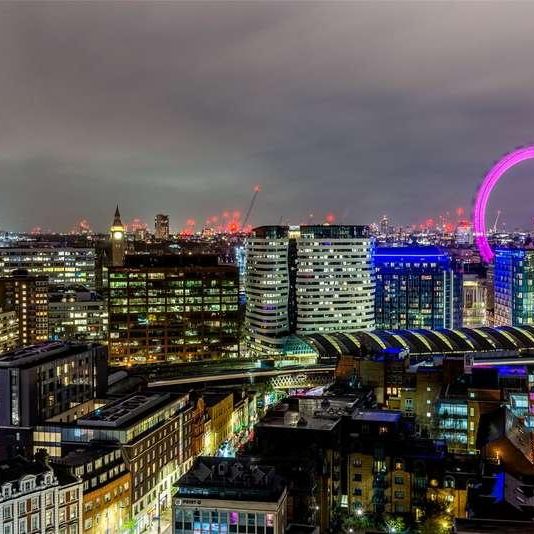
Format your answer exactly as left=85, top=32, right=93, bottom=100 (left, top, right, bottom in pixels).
left=490, top=472, right=505, bottom=502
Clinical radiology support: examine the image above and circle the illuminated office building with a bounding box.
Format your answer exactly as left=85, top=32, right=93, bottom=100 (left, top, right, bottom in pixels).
left=155, top=213, right=170, bottom=240
left=462, top=273, right=487, bottom=327
left=34, top=393, right=196, bottom=534
left=374, top=246, right=462, bottom=330
left=494, top=248, right=534, bottom=326
left=245, top=227, right=291, bottom=355
left=0, top=342, right=107, bottom=428
left=245, top=225, right=374, bottom=356
left=296, top=225, right=374, bottom=333
left=48, top=286, right=107, bottom=342
left=173, top=457, right=288, bottom=534
left=108, top=254, right=240, bottom=365
left=53, top=446, right=130, bottom=534
left=0, top=270, right=49, bottom=345
left=0, top=245, right=96, bottom=288
left=0, top=309, right=18, bottom=353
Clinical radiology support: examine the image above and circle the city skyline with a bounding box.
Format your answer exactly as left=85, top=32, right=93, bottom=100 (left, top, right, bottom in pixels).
left=4, top=4, right=534, bottom=533
left=2, top=3, right=534, bottom=231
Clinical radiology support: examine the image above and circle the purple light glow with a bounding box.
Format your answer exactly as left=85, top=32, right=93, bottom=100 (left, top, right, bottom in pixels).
left=473, top=146, right=534, bottom=263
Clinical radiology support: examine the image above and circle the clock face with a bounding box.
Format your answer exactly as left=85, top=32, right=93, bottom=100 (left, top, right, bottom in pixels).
left=113, top=231, right=123, bottom=240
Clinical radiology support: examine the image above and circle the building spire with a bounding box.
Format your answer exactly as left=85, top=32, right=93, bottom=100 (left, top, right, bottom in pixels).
left=113, top=205, right=123, bottom=227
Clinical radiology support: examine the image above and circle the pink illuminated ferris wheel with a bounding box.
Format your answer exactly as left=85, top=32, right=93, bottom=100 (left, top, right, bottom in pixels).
left=473, top=145, right=534, bottom=263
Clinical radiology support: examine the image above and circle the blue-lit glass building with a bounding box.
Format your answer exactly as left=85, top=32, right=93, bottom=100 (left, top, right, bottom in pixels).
left=374, top=246, right=462, bottom=330
left=494, top=248, right=534, bottom=326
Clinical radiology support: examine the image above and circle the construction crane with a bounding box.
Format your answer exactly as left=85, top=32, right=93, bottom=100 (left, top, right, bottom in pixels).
left=242, top=185, right=261, bottom=230
left=492, top=210, right=502, bottom=233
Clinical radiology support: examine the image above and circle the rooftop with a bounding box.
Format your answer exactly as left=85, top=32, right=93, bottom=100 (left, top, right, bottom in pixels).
left=203, top=392, right=234, bottom=408
left=52, top=446, right=120, bottom=467
left=77, top=393, right=173, bottom=428
left=48, top=286, right=102, bottom=302
left=0, top=244, right=95, bottom=252
left=175, top=456, right=286, bottom=503
left=351, top=409, right=402, bottom=423
left=258, top=403, right=341, bottom=432
left=0, top=342, right=99, bottom=368
left=120, top=254, right=223, bottom=269
left=0, top=457, right=51, bottom=486
left=250, top=225, right=369, bottom=239
left=302, top=325, right=534, bottom=360
left=375, top=245, right=449, bottom=258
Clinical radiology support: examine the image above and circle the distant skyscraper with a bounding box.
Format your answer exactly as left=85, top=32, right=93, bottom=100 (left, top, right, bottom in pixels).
left=110, top=205, right=126, bottom=267
left=245, top=225, right=374, bottom=356
left=494, top=248, right=534, bottom=326
left=455, top=220, right=473, bottom=246
left=0, top=245, right=96, bottom=288
left=155, top=213, right=170, bottom=240
left=0, top=269, right=49, bottom=345
left=380, top=215, right=390, bottom=236
left=374, top=246, right=462, bottom=330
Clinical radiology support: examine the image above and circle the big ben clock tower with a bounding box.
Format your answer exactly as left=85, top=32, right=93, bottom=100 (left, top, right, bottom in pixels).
left=110, top=205, right=126, bottom=267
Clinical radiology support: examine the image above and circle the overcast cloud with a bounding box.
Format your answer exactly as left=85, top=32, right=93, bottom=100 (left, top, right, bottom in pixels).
left=1, top=1, right=534, bottom=232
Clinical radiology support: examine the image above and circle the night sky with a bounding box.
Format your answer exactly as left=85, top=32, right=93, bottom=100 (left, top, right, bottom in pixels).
left=2, top=2, right=534, bottom=232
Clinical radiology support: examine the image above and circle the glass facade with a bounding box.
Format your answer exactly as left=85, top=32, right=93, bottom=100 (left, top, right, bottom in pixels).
left=374, top=246, right=462, bottom=330
left=0, top=247, right=96, bottom=288
left=48, top=289, right=107, bottom=342
left=436, top=400, right=468, bottom=450
left=494, top=249, right=534, bottom=326
left=108, top=263, right=239, bottom=365
left=0, top=310, right=18, bottom=352
left=0, top=343, right=106, bottom=427
left=174, top=508, right=276, bottom=534
left=463, top=274, right=487, bottom=327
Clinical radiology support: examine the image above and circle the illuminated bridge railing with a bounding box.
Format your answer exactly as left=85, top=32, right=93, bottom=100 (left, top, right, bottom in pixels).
left=269, top=370, right=334, bottom=390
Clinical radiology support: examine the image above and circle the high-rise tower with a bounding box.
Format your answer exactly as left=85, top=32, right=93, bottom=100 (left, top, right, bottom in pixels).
left=494, top=248, right=534, bottom=326
left=245, top=225, right=374, bottom=356
left=374, top=246, right=463, bottom=330
left=154, top=214, right=170, bottom=240
left=110, top=205, right=126, bottom=267
left=0, top=269, right=49, bottom=345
